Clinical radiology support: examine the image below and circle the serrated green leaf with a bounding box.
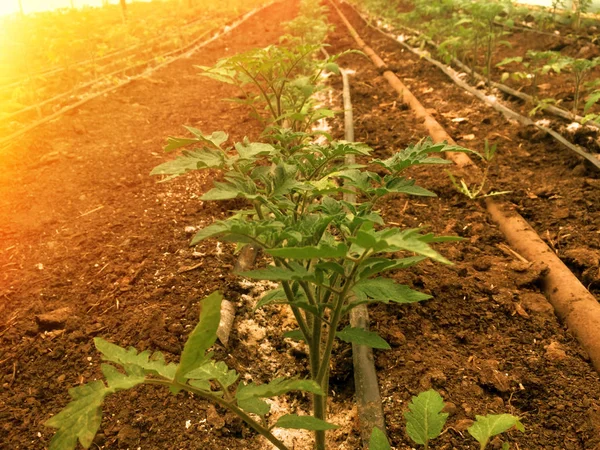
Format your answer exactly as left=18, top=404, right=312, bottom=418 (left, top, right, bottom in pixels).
left=177, top=291, right=222, bottom=381
left=358, top=256, right=425, bottom=279
left=351, top=278, right=431, bottom=305
left=183, top=128, right=228, bottom=148
left=236, top=378, right=323, bottom=416
left=283, top=330, right=305, bottom=341
left=185, top=360, right=238, bottom=390
left=101, top=364, right=145, bottom=391
left=46, top=381, right=108, bottom=450
left=235, top=141, right=276, bottom=160
left=163, top=137, right=201, bottom=152
left=336, top=326, right=390, bottom=349
left=384, top=229, right=452, bottom=264
left=190, top=222, right=230, bottom=246
left=275, top=414, right=339, bottom=430
left=94, top=338, right=177, bottom=380
left=240, top=264, right=311, bottom=281
left=237, top=394, right=271, bottom=416
left=468, top=414, right=524, bottom=449
left=255, top=287, right=288, bottom=310
left=265, top=243, right=348, bottom=259
left=369, top=427, right=391, bottom=450
left=404, top=390, right=448, bottom=446
left=201, top=182, right=242, bottom=201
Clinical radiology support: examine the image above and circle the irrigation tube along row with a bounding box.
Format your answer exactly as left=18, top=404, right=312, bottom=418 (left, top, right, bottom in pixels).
left=0, top=3, right=274, bottom=150
left=339, top=65, right=389, bottom=448
left=331, top=0, right=600, bottom=375
left=355, top=8, right=600, bottom=163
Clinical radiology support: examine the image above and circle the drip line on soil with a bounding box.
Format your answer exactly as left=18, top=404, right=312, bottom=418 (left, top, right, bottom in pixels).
left=332, top=0, right=600, bottom=375
left=0, top=2, right=275, bottom=150
left=344, top=2, right=600, bottom=170
left=339, top=65, right=388, bottom=448
left=375, top=17, right=600, bottom=131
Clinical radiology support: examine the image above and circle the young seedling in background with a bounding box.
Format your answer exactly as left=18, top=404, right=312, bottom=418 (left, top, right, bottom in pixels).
left=573, top=0, right=593, bottom=30
left=497, top=50, right=567, bottom=99
left=551, top=0, right=566, bottom=23
left=447, top=139, right=510, bottom=200
left=567, top=56, right=600, bottom=113
left=462, top=1, right=512, bottom=85
left=45, top=292, right=324, bottom=450
left=196, top=43, right=345, bottom=140
left=405, top=390, right=524, bottom=450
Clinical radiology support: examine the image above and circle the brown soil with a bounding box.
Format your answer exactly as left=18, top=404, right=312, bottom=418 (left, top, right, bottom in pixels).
left=1, top=0, right=600, bottom=449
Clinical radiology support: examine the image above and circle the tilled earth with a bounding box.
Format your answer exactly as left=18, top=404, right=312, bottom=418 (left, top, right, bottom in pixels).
left=1, top=0, right=600, bottom=449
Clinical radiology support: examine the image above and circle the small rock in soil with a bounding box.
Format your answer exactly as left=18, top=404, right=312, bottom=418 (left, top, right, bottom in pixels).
left=419, top=369, right=447, bottom=390
left=508, top=260, right=530, bottom=273
left=442, top=401, right=458, bottom=416
left=519, top=292, right=554, bottom=317
left=562, top=247, right=600, bottom=269
left=116, top=424, right=140, bottom=448
left=473, top=257, right=492, bottom=272
left=489, top=396, right=505, bottom=411
left=514, top=261, right=549, bottom=287
left=387, top=329, right=406, bottom=347
left=478, top=359, right=511, bottom=393
left=571, top=163, right=588, bottom=177
left=455, top=418, right=474, bottom=431
left=35, top=307, right=73, bottom=330
left=206, top=405, right=225, bottom=430
left=545, top=341, right=568, bottom=362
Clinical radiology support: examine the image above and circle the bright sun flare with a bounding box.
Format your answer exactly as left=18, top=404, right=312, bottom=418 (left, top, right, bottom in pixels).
left=0, top=2, right=20, bottom=18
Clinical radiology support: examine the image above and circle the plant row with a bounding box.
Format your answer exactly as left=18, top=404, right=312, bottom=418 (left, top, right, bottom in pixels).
left=0, top=0, right=266, bottom=122
left=44, top=1, right=523, bottom=449
left=358, top=0, right=600, bottom=123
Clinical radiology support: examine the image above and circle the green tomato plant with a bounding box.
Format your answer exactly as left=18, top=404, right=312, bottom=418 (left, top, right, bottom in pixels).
left=404, top=390, right=524, bottom=450
left=45, top=128, right=466, bottom=450
left=447, top=139, right=510, bottom=200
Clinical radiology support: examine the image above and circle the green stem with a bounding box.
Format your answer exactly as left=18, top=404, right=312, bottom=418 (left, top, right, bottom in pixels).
left=281, top=279, right=311, bottom=340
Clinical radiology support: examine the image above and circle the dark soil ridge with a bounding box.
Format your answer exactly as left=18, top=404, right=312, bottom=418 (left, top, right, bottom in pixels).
left=1, top=0, right=600, bottom=448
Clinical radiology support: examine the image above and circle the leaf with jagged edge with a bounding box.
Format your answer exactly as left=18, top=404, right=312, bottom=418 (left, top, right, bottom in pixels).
left=46, top=381, right=108, bottom=450
left=185, top=360, right=238, bottom=391
left=183, top=128, right=228, bottom=148
left=372, top=138, right=468, bottom=174
left=265, top=243, right=349, bottom=259
left=468, top=414, right=524, bottom=449
left=236, top=378, right=324, bottom=416
left=94, top=338, right=177, bottom=380
left=352, top=278, right=431, bottom=304
left=357, top=256, right=425, bottom=279
left=336, top=327, right=391, bottom=349
left=150, top=149, right=226, bottom=181
left=369, top=427, right=391, bottom=450
left=239, top=262, right=312, bottom=281
left=274, top=414, right=339, bottom=430
left=176, top=291, right=222, bottom=383
left=345, top=278, right=431, bottom=314
left=404, top=390, right=448, bottom=446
